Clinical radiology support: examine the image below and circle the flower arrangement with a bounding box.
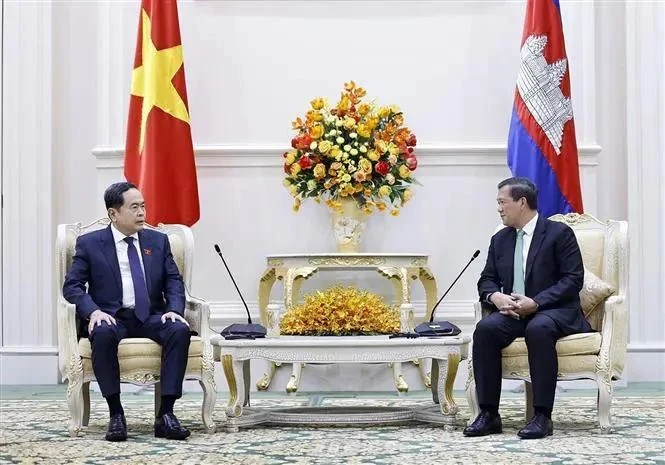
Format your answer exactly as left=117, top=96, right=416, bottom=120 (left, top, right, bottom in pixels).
left=280, top=286, right=400, bottom=336
left=283, top=81, right=419, bottom=216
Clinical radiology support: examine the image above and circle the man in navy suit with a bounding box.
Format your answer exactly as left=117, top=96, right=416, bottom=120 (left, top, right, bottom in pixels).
left=463, top=177, right=591, bottom=439
left=63, top=182, right=192, bottom=441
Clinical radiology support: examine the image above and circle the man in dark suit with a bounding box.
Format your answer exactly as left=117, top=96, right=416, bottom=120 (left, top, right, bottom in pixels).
left=63, top=182, right=192, bottom=441
left=463, top=177, right=591, bottom=439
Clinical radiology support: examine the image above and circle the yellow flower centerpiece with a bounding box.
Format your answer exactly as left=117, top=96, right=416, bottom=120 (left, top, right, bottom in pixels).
left=280, top=286, right=400, bottom=336
left=282, top=81, right=420, bottom=216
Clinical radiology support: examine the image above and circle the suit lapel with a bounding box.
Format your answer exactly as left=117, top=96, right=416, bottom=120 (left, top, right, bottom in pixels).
left=525, top=216, right=546, bottom=282
left=138, top=230, right=153, bottom=295
left=101, top=226, right=122, bottom=290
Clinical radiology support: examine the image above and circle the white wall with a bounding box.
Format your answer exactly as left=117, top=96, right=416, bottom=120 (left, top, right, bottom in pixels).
left=1, top=0, right=663, bottom=388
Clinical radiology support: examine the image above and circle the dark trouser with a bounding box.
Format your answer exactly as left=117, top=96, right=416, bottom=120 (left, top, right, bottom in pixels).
left=472, top=311, right=566, bottom=412
left=89, top=309, right=190, bottom=398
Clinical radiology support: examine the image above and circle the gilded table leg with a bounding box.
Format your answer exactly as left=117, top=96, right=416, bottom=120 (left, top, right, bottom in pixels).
left=222, top=354, right=246, bottom=433
left=257, top=268, right=277, bottom=391
left=418, top=267, right=438, bottom=388
left=391, top=361, right=409, bottom=394
left=286, top=362, right=303, bottom=395
left=436, top=353, right=461, bottom=417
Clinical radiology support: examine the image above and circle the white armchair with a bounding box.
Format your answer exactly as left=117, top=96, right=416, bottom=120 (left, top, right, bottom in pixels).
left=465, top=213, right=629, bottom=433
left=56, top=218, right=217, bottom=437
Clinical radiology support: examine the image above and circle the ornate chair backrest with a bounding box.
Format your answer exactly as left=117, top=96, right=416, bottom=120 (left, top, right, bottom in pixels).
left=548, top=213, right=628, bottom=332
left=56, top=218, right=195, bottom=300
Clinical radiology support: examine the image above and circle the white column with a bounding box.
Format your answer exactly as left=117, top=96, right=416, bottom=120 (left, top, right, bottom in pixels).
left=0, top=1, right=57, bottom=383
left=625, top=1, right=665, bottom=380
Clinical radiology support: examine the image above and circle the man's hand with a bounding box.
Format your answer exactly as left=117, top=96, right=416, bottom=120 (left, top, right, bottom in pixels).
left=491, top=292, right=521, bottom=320
left=161, top=312, right=189, bottom=326
left=88, top=309, right=116, bottom=335
left=510, top=293, right=538, bottom=317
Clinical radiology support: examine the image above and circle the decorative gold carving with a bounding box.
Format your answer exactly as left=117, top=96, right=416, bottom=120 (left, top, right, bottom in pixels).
left=396, top=375, right=409, bottom=393
left=441, top=353, right=461, bottom=415
left=121, top=372, right=160, bottom=384
left=222, top=355, right=241, bottom=417
left=308, top=257, right=387, bottom=266
left=286, top=375, right=299, bottom=394
left=260, top=268, right=276, bottom=282
left=267, top=258, right=284, bottom=266
left=411, top=257, right=427, bottom=266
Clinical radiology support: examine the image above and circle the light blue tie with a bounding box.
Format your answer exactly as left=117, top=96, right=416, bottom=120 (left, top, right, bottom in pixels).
left=513, top=229, right=525, bottom=295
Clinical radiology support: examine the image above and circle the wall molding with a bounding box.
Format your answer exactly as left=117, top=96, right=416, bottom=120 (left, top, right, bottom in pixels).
left=92, top=144, right=602, bottom=169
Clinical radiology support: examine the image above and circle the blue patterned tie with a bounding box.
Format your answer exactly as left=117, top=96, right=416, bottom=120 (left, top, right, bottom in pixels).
left=124, top=237, right=150, bottom=322
left=513, top=229, right=526, bottom=295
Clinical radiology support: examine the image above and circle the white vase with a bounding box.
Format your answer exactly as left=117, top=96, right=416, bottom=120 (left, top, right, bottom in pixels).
left=330, top=197, right=367, bottom=253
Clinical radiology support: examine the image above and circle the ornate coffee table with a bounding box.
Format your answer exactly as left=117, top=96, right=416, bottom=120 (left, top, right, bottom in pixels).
left=257, top=253, right=439, bottom=393
left=212, top=335, right=470, bottom=433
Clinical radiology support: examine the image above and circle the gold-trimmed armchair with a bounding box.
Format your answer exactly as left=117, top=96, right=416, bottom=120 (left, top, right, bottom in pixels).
left=56, top=218, right=217, bottom=437
left=465, top=213, right=629, bottom=433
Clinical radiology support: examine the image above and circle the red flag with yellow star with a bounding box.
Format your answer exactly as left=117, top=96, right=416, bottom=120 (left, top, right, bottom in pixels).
left=125, top=0, right=199, bottom=226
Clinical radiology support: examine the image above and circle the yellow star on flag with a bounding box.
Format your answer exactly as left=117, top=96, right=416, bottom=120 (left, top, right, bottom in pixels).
left=130, top=9, right=190, bottom=153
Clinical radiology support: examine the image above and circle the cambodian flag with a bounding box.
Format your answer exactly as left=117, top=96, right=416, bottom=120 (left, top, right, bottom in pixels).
left=507, top=0, right=583, bottom=217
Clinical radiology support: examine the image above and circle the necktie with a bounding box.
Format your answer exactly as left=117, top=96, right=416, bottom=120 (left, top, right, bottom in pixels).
left=513, top=229, right=526, bottom=295
left=124, top=237, right=150, bottom=322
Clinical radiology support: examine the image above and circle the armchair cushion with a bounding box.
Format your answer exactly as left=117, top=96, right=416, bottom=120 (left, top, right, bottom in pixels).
left=78, top=337, right=203, bottom=359
left=580, top=267, right=616, bottom=318
left=501, top=331, right=602, bottom=357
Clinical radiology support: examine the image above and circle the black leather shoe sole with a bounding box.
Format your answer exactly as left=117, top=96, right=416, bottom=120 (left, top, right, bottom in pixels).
left=105, top=431, right=127, bottom=442
left=517, top=426, right=553, bottom=439
left=463, top=425, right=503, bottom=437
left=154, top=428, right=191, bottom=440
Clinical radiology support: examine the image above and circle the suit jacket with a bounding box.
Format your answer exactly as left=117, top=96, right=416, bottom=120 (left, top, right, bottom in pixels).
left=63, top=225, right=185, bottom=321
left=477, top=215, right=591, bottom=335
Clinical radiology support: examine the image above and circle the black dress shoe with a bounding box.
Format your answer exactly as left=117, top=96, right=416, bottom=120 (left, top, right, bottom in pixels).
left=105, top=413, right=127, bottom=442
left=155, top=413, right=191, bottom=440
left=463, top=410, right=503, bottom=437
left=518, top=413, right=553, bottom=439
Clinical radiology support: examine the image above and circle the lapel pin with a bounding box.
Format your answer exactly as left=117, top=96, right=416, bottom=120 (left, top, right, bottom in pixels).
left=144, top=248, right=152, bottom=256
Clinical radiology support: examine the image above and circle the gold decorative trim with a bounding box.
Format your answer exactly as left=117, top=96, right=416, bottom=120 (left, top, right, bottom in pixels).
left=121, top=372, right=159, bottom=384
left=222, top=355, right=241, bottom=417
left=308, top=257, right=387, bottom=266
left=442, top=353, right=461, bottom=415
left=267, top=258, right=284, bottom=266
left=411, top=258, right=427, bottom=266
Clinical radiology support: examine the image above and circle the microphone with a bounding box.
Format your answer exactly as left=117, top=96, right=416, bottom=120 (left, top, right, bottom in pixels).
left=414, top=249, right=481, bottom=336
left=213, top=244, right=266, bottom=339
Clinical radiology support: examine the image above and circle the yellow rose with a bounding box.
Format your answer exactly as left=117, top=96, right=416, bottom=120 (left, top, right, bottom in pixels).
left=307, top=179, right=317, bottom=191
left=367, top=150, right=380, bottom=161
left=359, top=158, right=372, bottom=173
left=310, top=98, right=325, bottom=110
left=366, top=117, right=379, bottom=130
left=398, top=165, right=410, bottom=178
left=343, top=117, right=356, bottom=130
left=285, top=151, right=296, bottom=165
left=378, top=107, right=390, bottom=119
left=318, top=140, right=332, bottom=154
left=330, top=147, right=342, bottom=158
left=290, top=163, right=302, bottom=176
left=313, top=163, right=326, bottom=179
left=342, top=173, right=352, bottom=183
left=357, top=124, right=371, bottom=138
left=388, top=144, right=399, bottom=156
left=403, top=189, right=412, bottom=201
left=358, top=103, right=371, bottom=116
left=376, top=140, right=388, bottom=154
left=309, top=124, right=324, bottom=140
left=378, top=185, right=392, bottom=197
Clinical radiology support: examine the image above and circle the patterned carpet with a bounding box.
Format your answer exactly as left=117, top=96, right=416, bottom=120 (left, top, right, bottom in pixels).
left=1, top=390, right=664, bottom=465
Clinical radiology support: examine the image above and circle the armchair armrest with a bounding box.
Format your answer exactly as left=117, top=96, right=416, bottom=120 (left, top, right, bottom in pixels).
left=473, top=301, right=493, bottom=323
left=597, top=295, right=628, bottom=380
left=57, top=296, right=82, bottom=381
left=184, top=291, right=212, bottom=341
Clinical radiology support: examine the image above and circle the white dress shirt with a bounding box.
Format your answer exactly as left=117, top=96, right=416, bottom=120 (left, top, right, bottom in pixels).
left=111, top=223, right=146, bottom=309
left=519, top=213, right=539, bottom=275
